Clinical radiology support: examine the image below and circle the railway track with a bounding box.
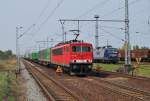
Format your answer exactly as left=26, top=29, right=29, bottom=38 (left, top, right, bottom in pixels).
left=23, top=60, right=150, bottom=101
left=87, top=71, right=150, bottom=101
left=84, top=76, right=150, bottom=99
left=81, top=77, right=149, bottom=101
left=93, top=69, right=150, bottom=82
left=23, top=60, right=82, bottom=101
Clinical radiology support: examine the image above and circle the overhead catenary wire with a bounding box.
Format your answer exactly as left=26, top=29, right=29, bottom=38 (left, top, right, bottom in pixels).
left=101, top=28, right=125, bottom=42
left=74, top=0, right=112, bottom=29
left=76, top=0, right=112, bottom=19
left=79, top=0, right=144, bottom=32
left=101, top=0, right=143, bottom=18
left=29, top=0, right=64, bottom=36
left=101, top=25, right=125, bottom=30
left=19, top=0, right=64, bottom=54
left=18, top=24, right=36, bottom=39
left=19, top=0, right=52, bottom=39
left=35, top=0, right=52, bottom=24
left=37, top=0, right=65, bottom=32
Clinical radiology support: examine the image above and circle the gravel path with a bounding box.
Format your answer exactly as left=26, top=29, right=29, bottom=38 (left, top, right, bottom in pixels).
left=19, top=62, right=48, bottom=101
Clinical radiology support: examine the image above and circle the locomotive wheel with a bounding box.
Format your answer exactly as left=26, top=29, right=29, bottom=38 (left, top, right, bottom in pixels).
left=69, top=69, right=75, bottom=75
left=69, top=72, right=75, bottom=76
left=63, top=67, right=68, bottom=73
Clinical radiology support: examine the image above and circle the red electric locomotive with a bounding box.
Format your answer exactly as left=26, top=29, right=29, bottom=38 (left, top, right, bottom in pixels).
left=51, top=40, right=93, bottom=75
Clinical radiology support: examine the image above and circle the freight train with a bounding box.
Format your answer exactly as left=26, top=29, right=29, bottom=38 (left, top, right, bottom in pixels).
left=27, top=40, right=93, bottom=75
left=119, top=49, right=150, bottom=62
left=93, top=46, right=119, bottom=63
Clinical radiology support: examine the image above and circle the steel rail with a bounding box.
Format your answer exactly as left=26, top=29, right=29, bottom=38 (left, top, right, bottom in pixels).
left=91, top=77, right=150, bottom=96
left=82, top=78, right=148, bottom=101
left=98, top=70, right=150, bottom=81
left=24, top=60, right=82, bottom=101
left=24, top=61, right=56, bottom=101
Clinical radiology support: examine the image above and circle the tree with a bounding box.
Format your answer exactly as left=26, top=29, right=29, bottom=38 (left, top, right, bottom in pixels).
left=0, top=50, right=14, bottom=60
left=132, top=45, right=149, bottom=50
left=133, top=45, right=140, bottom=50
left=141, top=46, right=149, bottom=49
left=121, top=42, right=131, bottom=50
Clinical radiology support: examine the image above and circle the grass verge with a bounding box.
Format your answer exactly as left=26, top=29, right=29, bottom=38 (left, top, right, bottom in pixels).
left=0, top=59, right=18, bottom=101
left=94, top=62, right=150, bottom=78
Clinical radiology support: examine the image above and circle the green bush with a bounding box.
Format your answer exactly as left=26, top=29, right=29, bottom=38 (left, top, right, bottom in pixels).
left=0, top=50, right=15, bottom=60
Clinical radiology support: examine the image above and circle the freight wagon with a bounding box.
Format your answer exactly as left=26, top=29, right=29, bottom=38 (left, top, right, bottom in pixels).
left=28, top=52, right=39, bottom=62
left=118, top=49, right=150, bottom=62
left=38, top=48, right=51, bottom=65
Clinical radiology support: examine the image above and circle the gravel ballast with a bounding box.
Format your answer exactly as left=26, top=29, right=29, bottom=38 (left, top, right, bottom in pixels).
left=20, top=62, right=47, bottom=101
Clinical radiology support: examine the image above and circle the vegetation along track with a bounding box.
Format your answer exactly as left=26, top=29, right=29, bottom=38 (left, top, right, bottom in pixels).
left=96, top=70, right=150, bottom=83
left=23, top=60, right=82, bottom=101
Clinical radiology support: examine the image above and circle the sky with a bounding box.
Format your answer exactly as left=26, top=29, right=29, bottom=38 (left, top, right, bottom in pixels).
left=0, top=0, right=149, bottom=54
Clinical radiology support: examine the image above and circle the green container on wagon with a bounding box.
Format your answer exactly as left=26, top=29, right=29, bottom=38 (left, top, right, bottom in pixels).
left=39, top=48, right=51, bottom=62
left=44, top=48, right=51, bottom=61
left=31, top=52, right=39, bottom=60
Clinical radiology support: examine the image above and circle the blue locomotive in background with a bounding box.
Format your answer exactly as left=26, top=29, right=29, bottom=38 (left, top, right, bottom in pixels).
left=93, top=46, right=119, bottom=63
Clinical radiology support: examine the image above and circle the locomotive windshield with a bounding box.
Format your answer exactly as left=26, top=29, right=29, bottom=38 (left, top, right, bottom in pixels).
left=72, top=46, right=81, bottom=52
left=72, top=46, right=91, bottom=52
left=107, top=48, right=118, bottom=54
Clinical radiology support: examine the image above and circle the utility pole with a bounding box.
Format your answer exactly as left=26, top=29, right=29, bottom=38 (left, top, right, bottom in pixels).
left=94, top=15, right=99, bottom=48
left=124, top=0, right=131, bottom=72
left=50, top=38, right=54, bottom=47
left=16, top=24, right=35, bottom=74
left=60, top=20, right=65, bottom=42
left=16, top=26, right=23, bottom=74
left=125, top=0, right=131, bottom=66
left=47, top=37, right=49, bottom=48
left=77, top=20, right=80, bottom=34
left=107, top=39, right=109, bottom=47
left=38, top=44, right=41, bottom=51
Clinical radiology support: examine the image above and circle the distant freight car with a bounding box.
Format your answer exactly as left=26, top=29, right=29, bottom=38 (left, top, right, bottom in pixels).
left=118, top=49, right=150, bottom=61
left=93, top=46, right=119, bottom=63
left=29, top=52, right=39, bottom=62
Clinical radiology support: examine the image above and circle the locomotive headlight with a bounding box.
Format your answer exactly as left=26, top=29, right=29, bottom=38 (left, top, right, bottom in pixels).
left=88, top=60, right=92, bottom=63
left=73, top=65, right=77, bottom=69
left=71, top=60, right=76, bottom=63
left=90, top=60, right=93, bottom=63
left=88, top=65, right=92, bottom=69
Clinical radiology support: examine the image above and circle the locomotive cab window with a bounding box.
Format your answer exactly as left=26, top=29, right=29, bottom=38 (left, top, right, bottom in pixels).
left=53, top=48, right=63, bottom=55
left=72, top=46, right=81, bottom=52
left=82, top=46, right=91, bottom=52
left=72, top=46, right=91, bottom=52
left=108, top=48, right=117, bottom=53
